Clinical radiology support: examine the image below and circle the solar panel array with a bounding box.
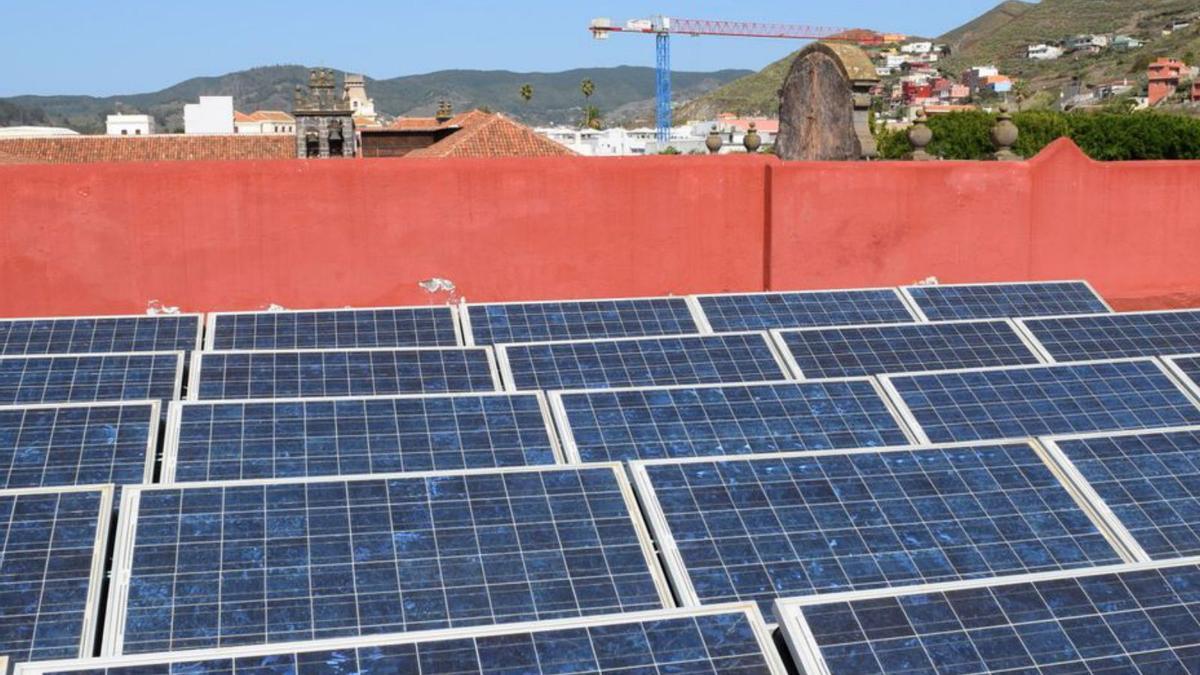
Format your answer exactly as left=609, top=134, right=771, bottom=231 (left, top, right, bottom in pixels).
left=463, top=296, right=704, bottom=346
left=1020, top=309, right=1200, bottom=361
left=206, top=306, right=461, bottom=350
left=632, top=443, right=1128, bottom=614
left=498, top=332, right=789, bottom=391
left=777, top=559, right=1200, bottom=674
left=773, top=319, right=1044, bottom=379
left=12, top=282, right=1200, bottom=673
left=695, top=288, right=918, bottom=331
left=901, top=281, right=1111, bottom=321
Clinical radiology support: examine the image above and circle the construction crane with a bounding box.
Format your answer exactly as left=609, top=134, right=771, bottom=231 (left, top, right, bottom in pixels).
left=589, top=16, right=884, bottom=144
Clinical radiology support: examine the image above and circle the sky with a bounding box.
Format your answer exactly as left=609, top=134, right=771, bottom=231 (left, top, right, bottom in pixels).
left=0, top=0, right=1012, bottom=97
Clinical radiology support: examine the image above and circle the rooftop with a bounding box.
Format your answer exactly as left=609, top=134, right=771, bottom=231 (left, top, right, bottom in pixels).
left=0, top=134, right=293, bottom=164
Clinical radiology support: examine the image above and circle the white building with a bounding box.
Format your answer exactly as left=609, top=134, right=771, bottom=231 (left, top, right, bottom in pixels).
left=342, top=74, right=377, bottom=123
left=1027, top=44, right=1064, bottom=60
left=184, top=96, right=234, bottom=134
left=234, top=111, right=295, bottom=134
left=900, top=41, right=933, bottom=54
left=106, top=114, right=155, bottom=136
left=0, top=126, right=79, bottom=138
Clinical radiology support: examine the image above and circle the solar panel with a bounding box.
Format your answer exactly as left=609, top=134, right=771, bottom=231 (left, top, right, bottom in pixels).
left=0, top=401, right=157, bottom=489
left=776, top=558, right=1200, bottom=674
left=1042, top=426, right=1200, bottom=561
left=189, top=347, right=501, bottom=401
left=104, top=465, right=671, bottom=656
left=550, top=380, right=914, bottom=464
left=21, top=605, right=788, bottom=675
left=901, top=281, right=1112, bottom=321
left=0, top=352, right=185, bottom=407
left=631, top=443, right=1130, bottom=615
left=497, top=332, right=790, bottom=392
left=0, top=486, right=111, bottom=665
left=162, top=392, right=562, bottom=482
left=463, top=296, right=705, bottom=346
left=772, top=319, right=1045, bottom=379
left=880, top=359, right=1200, bottom=444
left=1019, top=309, right=1200, bottom=362
left=205, top=305, right=461, bottom=350
left=694, top=288, right=919, bottom=332
left=0, top=314, right=202, bottom=356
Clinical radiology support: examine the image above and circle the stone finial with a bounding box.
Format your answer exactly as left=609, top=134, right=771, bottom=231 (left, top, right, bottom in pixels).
left=990, top=103, right=1020, bottom=161
left=906, top=109, right=934, bottom=161
left=706, top=125, right=723, bottom=154
left=743, top=121, right=762, bottom=153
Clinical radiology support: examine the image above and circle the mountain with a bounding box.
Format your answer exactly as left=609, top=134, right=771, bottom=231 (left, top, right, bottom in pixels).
left=0, top=65, right=751, bottom=133
left=678, top=0, right=1200, bottom=119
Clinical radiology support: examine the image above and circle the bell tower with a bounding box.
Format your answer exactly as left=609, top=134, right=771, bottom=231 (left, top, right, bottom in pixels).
left=292, top=68, right=356, bottom=158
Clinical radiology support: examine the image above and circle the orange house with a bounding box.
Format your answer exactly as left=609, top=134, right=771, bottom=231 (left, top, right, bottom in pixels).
left=1148, top=58, right=1186, bottom=105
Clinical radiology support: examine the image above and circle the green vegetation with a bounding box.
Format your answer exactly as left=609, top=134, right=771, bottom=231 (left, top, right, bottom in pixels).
left=876, top=110, right=1200, bottom=160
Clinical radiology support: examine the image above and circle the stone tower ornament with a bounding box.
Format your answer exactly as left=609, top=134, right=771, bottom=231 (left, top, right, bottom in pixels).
left=991, top=103, right=1020, bottom=161
left=906, top=109, right=934, bottom=161
left=743, top=122, right=761, bottom=153
left=706, top=126, right=722, bottom=154
left=775, top=42, right=880, bottom=161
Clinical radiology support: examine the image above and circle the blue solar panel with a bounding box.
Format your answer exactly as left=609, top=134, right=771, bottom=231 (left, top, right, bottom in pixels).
left=777, top=560, right=1200, bottom=674
left=499, top=333, right=789, bottom=392
left=882, top=359, right=1200, bottom=444
left=774, top=319, right=1044, bottom=379
left=0, top=315, right=201, bottom=356
left=1021, top=310, right=1200, bottom=362
left=191, top=348, right=500, bottom=401
left=106, top=466, right=670, bottom=655
left=206, top=306, right=460, bottom=350
left=0, top=353, right=184, bottom=407
left=24, top=606, right=785, bottom=674
left=1046, top=427, right=1200, bottom=560
left=0, top=486, right=110, bottom=665
left=696, top=289, right=918, bottom=332
left=0, top=402, right=156, bottom=489
left=464, top=297, right=703, bottom=346
left=902, top=281, right=1111, bottom=321
left=552, top=381, right=913, bottom=463
left=632, top=443, right=1126, bottom=615
left=164, top=393, right=560, bottom=482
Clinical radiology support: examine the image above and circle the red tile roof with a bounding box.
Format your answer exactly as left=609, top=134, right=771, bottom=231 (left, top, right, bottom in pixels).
left=0, top=134, right=295, bottom=164
left=405, top=111, right=575, bottom=158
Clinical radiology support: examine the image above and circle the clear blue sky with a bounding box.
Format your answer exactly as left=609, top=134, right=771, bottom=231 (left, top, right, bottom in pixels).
left=0, top=0, right=1011, bottom=97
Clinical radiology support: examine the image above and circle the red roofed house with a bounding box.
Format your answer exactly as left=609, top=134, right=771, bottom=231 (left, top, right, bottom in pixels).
left=234, top=111, right=295, bottom=135
left=1148, top=58, right=1187, bottom=106
left=359, top=107, right=575, bottom=159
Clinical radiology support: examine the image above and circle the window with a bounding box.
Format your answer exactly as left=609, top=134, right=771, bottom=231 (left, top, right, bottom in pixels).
left=121, top=129, right=128, bottom=135
left=135, top=129, right=141, bottom=135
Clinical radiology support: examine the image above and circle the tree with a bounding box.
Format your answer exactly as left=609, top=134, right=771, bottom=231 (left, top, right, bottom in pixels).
left=519, top=83, right=533, bottom=104
left=580, top=79, right=597, bottom=129
left=580, top=78, right=595, bottom=101
left=583, top=105, right=603, bottom=130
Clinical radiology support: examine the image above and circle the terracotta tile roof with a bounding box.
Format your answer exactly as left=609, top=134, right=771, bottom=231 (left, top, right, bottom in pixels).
left=0, top=134, right=295, bottom=164
left=387, top=117, right=443, bottom=130
left=236, top=110, right=295, bottom=123
left=406, top=111, right=575, bottom=158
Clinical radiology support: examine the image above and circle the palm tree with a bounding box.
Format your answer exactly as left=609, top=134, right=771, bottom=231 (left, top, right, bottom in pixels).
left=580, top=78, right=595, bottom=101
left=580, top=79, right=596, bottom=128
left=519, top=83, right=533, bottom=104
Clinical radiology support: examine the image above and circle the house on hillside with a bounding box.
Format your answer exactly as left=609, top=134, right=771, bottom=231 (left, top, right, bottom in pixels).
left=1027, top=43, right=1064, bottom=61
left=1112, top=35, right=1144, bottom=51
left=1148, top=58, right=1188, bottom=106
left=1065, top=34, right=1109, bottom=55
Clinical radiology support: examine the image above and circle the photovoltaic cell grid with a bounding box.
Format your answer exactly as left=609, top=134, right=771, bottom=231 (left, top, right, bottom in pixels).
left=0, top=353, right=184, bottom=407
left=780, top=561, right=1200, bottom=674
left=774, top=320, right=1043, bottom=380
left=0, top=402, right=156, bottom=489
left=1166, top=354, right=1200, bottom=399
left=164, top=393, right=559, bottom=482
left=552, top=381, right=912, bottom=464
left=108, top=467, right=668, bottom=655
left=499, top=333, right=788, bottom=392
left=206, top=307, right=460, bottom=350
left=0, top=487, right=109, bottom=665
left=25, top=608, right=783, bottom=674
left=902, top=281, right=1111, bottom=321
left=1021, top=310, right=1200, bottom=362
left=0, top=315, right=201, bottom=356
left=695, top=289, right=918, bottom=332
left=190, top=348, right=499, bottom=401
left=1047, top=428, right=1200, bottom=560
left=464, top=297, right=702, bottom=346
left=882, top=360, right=1200, bottom=444
left=633, top=443, right=1125, bottom=614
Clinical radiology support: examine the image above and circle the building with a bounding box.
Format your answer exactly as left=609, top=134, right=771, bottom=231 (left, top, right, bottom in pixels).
left=1095, top=79, right=1135, bottom=100
left=293, top=68, right=355, bottom=158
left=106, top=114, right=155, bottom=136
left=1027, top=44, right=1063, bottom=60
left=342, top=74, right=378, bottom=126
left=1148, top=58, right=1187, bottom=106
left=1193, top=81, right=1200, bottom=103
left=983, top=75, right=1013, bottom=94
left=360, top=107, right=573, bottom=158
left=234, top=111, right=295, bottom=135
left=0, top=126, right=79, bottom=138
left=1065, top=34, right=1109, bottom=53
left=1112, top=35, right=1144, bottom=51
left=900, top=41, right=932, bottom=54
left=184, top=96, right=234, bottom=134
left=962, top=66, right=1000, bottom=93
left=0, top=134, right=293, bottom=164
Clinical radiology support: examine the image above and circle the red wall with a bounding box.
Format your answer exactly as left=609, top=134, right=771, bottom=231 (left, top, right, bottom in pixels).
left=2, top=139, right=1198, bottom=316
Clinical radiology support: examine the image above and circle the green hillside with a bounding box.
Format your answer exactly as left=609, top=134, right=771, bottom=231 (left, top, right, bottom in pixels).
left=939, top=1, right=1035, bottom=54
left=2, top=65, right=751, bottom=133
